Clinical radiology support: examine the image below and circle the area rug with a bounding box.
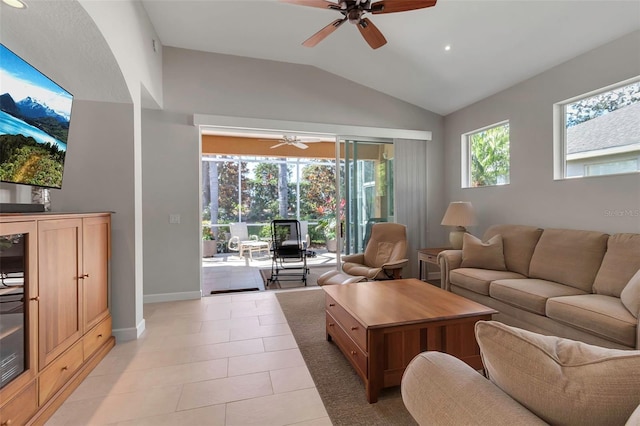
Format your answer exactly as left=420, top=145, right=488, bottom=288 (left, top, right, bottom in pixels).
left=275, top=289, right=417, bottom=426
left=260, top=266, right=334, bottom=289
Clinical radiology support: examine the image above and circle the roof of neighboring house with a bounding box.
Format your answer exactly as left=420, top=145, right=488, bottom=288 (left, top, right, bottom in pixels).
left=567, top=102, right=640, bottom=154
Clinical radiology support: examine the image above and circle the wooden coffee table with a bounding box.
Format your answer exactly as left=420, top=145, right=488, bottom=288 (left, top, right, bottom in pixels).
left=323, top=278, right=497, bottom=403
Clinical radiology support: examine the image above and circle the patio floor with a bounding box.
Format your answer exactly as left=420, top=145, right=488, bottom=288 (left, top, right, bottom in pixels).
left=202, top=249, right=338, bottom=295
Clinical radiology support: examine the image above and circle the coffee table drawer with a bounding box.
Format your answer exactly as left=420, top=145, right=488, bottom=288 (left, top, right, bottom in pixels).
left=326, top=295, right=367, bottom=350
left=326, top=313, right=367, bottom=379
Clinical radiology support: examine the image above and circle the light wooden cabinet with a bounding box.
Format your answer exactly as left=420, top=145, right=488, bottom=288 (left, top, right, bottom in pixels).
left=0, top=212, right=114, bottom=426
left=38, top=218, right=83, bottom=368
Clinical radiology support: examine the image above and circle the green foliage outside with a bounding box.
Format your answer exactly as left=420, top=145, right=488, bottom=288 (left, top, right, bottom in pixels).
left=203, top=157, right=339, bottom=245
left=566, top=81, right=640, bottom=127
left=470, top=123, right=510, bottom=187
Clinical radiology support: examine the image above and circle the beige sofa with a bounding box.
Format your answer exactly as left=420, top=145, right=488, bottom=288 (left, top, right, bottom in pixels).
left=401, top=321, right=640, bottom=426
left=438, top=224, right=640, bottom=350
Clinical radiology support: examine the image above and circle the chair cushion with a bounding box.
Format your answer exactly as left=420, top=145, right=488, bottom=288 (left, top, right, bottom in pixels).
left=546, top=294, right=637, bottom=348
left=483, top=225, right=543, bottom=276
left=594, top=233, right=640, bottom=297
left=363, top=223, right=407, bottom=268
left=461, top=234, right=507, bottom=271
left=621, top=269, right=640, bottom=319
left=489, top=279, right=586, bottom=315
left=342, top=262, right=382, bottom=280
left=529, top=228, right=609, bottom=292
left=475, top=321, right=640, bottom=426
left=450, top=268, right=526, bottom=296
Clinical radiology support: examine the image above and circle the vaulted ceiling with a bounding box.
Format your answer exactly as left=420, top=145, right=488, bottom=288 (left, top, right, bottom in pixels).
left=142, top=0, right=640, bottom=115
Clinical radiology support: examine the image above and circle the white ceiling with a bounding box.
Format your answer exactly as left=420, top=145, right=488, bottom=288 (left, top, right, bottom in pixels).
left=141, top=0, right=640, bottom=115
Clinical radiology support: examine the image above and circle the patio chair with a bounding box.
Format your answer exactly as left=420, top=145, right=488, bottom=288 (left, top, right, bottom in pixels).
left=269, top=219, right=308, bottom=286
left=228, top=222, right=267, bottom=259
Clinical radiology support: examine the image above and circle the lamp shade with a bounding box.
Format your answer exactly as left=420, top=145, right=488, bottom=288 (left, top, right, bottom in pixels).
left=441, top=202, right=477, bottom=227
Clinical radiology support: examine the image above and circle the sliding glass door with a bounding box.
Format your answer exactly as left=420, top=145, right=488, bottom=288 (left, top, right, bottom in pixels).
left=337, top=138, right=394, bottom=256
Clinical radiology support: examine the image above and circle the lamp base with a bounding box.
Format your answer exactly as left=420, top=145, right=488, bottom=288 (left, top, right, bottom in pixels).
left=449, top=227, right=467, bottom=249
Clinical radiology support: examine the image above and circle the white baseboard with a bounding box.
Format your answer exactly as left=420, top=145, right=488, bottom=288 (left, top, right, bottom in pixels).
left=143, top=291, right=202, bottom=304
left=113, top=318, right=145, bottom=342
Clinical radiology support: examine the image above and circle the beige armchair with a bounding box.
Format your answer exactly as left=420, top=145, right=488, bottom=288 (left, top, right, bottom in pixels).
left=342, top=222, right=408, bottom=280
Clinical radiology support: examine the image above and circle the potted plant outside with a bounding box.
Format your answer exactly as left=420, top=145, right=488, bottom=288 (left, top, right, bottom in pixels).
left=202, top=225, right=216, bottom=257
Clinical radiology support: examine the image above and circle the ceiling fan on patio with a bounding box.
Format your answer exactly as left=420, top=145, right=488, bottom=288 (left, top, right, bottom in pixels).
left=264, top=135, right=322, bottom=150
left=280, top=0, right=437, bottom=49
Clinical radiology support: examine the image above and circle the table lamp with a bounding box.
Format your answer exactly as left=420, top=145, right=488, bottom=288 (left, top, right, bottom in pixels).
left=441, top=201, right=476, bottom=249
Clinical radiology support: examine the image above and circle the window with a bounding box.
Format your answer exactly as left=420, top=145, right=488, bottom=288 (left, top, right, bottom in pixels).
left=462, top=121, right=510, bottom=188
left=555, top=79, right=640, bottom=179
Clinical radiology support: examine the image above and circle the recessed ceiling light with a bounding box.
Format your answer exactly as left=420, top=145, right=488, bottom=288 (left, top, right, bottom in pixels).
left=2, top=0, right=27, bottom=8
left=444, top=45, right=452, bottom=51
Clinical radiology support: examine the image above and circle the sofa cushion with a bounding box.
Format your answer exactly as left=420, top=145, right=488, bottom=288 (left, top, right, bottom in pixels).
left=475, top=321, right=640, bottom=426
left=529, top=228, right=609, bottom=292
left=490, top=279, right=587, bottom=315
left=546, top=294, right=637, bottom=348
left=450, top=268, right=526, bottom=296
left=461, top=233, right=507, bottom=271
left=484, top=225, right=543, bottom=276
left=594, top=233, right=640, bottom=297
left=621, top=269, right=640, bottom=319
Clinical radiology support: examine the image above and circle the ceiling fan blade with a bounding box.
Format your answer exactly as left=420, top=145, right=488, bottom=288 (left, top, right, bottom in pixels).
left=370, top=0, right=437, bottom=14
left=279, top=0, right=341, bottom=10
left=293, top=142, right=310, bottom=149
left=357, top=18, right=387, bottom=49
left=298, top=137, right=322, bottom=143
left=303, top=18, right=347, bottom=47
left=270, top=142, right=288, bottom=149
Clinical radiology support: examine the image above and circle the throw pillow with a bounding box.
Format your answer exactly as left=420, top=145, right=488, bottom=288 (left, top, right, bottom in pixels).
left=460, top=233, right=507, bottom=271
left=475, top=321, right=640, bottom=426
left=621, top=268, right=640, bottom=318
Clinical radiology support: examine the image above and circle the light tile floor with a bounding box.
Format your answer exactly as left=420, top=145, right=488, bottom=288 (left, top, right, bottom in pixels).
left=46, top=288, right=332, bottom=426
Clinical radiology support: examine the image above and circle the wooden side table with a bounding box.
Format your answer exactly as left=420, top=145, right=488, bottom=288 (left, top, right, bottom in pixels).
left=418, top=247, right=449, bottom=282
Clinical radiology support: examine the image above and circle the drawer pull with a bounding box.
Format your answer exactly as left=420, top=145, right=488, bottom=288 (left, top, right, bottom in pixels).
left=61, top=366, right=69, bottom=371
left=350, top=326, right=358, bottom=331
left=30, top=296, right=40, bottom=301
left=329, top=303, right=335, bottom=307
left=2, top=419, right=13, bottom=426
left=350, top=350, right=357, bottom=356
left=83, top=274, right=90, bottom=278
left=98, top=334, right=103, bottom=338
left=328, top=323, right=335, bottom=327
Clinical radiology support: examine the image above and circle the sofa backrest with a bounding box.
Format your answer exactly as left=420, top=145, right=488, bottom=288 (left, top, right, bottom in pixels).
left=529, top=228, right=609, bottom=292
left=483, top=225, right=543, bottom=276
left=593, top=233, right=640, bottom=297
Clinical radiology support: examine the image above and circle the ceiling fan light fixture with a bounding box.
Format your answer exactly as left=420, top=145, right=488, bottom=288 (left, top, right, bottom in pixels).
left=444, top=44, right=451, bottom=51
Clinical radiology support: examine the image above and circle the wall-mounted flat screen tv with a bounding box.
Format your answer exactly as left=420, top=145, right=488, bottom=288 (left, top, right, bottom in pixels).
left=0, top=43, right=73, bottom=189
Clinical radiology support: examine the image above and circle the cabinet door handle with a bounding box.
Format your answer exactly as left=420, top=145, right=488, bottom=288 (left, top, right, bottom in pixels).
left=83, top=274, right=90, bottom=278
left=350, top=326, right=358, bottom=331
left=30, top=296, right=40, bottom=301
left=328, top=303, right=335, bottom=307
left=61, top=366, right=69, bottom=372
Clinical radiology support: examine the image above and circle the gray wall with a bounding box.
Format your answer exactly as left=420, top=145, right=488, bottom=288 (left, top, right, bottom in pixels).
left=443, top=31, right=640, bottom=237
left=52, top=100, right=138, bottom=335
left=142, top=47, right=444, bottom=299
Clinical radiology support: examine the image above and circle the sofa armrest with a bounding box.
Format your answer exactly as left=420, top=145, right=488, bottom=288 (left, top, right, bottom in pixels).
left=438, top=249, right=462, bottom=291
left=626, top=404, right=640, bottom=426
left=401, top=352, right=547, bottom=426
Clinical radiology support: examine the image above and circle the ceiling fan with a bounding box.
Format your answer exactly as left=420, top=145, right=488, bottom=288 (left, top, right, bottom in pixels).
left=265, top=135, right=323, bottom=149
left=280, top=0, right=437, bottom=49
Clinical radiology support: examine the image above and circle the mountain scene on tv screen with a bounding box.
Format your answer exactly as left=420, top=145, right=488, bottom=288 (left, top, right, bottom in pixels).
left=0, top=44, right=72, bottom=188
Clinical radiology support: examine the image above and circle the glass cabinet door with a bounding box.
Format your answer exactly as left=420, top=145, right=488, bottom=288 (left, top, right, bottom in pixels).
left=0, top=221, right=37, bottom=398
